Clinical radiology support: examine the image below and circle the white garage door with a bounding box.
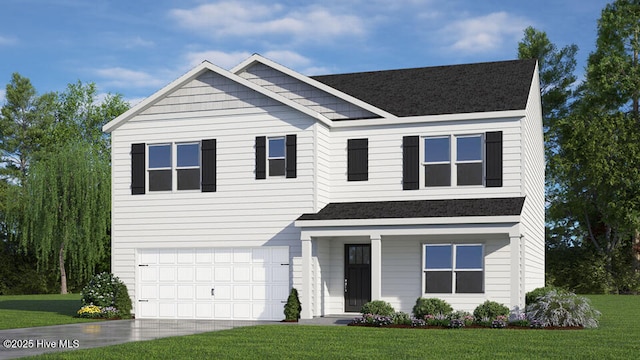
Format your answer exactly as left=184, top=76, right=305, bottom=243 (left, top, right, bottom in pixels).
left=136, top=247, right=290, bottom=320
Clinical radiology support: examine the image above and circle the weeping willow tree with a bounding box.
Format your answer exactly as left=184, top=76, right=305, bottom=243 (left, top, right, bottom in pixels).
left=20, top=141, right=110, bottom=294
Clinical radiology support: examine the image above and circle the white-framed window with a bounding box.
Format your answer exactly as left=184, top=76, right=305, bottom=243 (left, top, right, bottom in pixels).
left=147, top=142, right=201, bottom=191
left=268, top=137, right=286, bottom=177
left=456, top=135, right=483, bottom=186
left=423, top=136, right=451, bottom=186
left=176, top=142, right=201, bottom=190
left=423, top=244, right=484, bottom=294
left=148, top=144, right=172, bottom=191
left=422, top=134, right=484, bottom=187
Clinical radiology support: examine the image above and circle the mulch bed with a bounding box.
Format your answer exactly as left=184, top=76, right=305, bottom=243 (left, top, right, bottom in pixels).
left=347, top=323, right=583, bottom=330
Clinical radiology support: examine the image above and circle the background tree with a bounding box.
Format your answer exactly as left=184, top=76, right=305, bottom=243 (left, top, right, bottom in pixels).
left=535, top=0, right=640, bottom=293
left=0, top=73, right=57, bottom=184
left=20, top=141, right=111, bottom=294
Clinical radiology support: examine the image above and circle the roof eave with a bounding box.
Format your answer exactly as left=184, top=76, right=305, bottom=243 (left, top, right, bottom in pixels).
left=103, top=59, right=332, bottom=133
left=294, top=215, right=521, bottom=228
left=231, top=54, right=398, bottom=121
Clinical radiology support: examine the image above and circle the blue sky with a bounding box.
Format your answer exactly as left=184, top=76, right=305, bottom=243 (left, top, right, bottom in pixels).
left=0, top=0, right=609, bottom=105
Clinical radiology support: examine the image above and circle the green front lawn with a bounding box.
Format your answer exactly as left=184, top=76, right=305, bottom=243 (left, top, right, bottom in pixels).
left=0, top=294, right=99, bottom=329
left=22, top=294, right=640, bottom=359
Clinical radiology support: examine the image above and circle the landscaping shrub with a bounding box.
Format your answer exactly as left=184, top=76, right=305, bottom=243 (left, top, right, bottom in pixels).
left=412, top=298, right=453, bottom=319
left=473, top=300, right=509, bottom=323
left=526, top=286, right=567, bottom=306
left=360, top=300, right=395, bottom=316
left=448, top=310, right=474, bottom=327
left=525, top=290, right=601, bottom=328
left=284, top=288, right=302, bottom=321
left=80, top=272, right=132, bottom=318
left=392, top=311, right=412, bottom=325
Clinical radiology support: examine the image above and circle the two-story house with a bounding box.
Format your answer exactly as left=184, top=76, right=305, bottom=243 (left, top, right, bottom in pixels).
left=103, top=54, right=544, bottom=321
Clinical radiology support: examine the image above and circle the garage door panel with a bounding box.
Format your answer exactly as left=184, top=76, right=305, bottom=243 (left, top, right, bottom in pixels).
left=234, top=266, right=251, bottom=282
left=177, top=285, right=194, bottom=300
left=158, top=250, right=176, bottom=264
left=233, top=249, right=251, bottom=263
left=159, top=302, right=177, bottom=318
left=196, top=285, right=213, bottom=300
left=138, top=246, right=289, bottom=321
left=177, top=249, right=194, bottom=264
left=214, top=303, right=231, bottom=319
left=159, top=267, right=176, bottom=281
left=253, top=285, right=268, bottom=300
left=214, top=249, right=232, bottom=263
left=233, top=303, right=251, bottom=319
left=159, top=285, right=176, bottom=299
left=234, top=285, right=251, bottom=300
left=214, top=267, right=231, bottom=282
left=196, top=267, right=212, bottom=282
left=196, top=248, right=212, bottom=263
left=196, top=303, right=213, bottom=318
left=253, top=267, right=267, bottom=282
left=140, top=267, right=158, bottom=282
left=177, top=303, right=194, bottom=318
left=140, top=285, right=158, bottom=300
left=214, top=285, right=231, bottom=300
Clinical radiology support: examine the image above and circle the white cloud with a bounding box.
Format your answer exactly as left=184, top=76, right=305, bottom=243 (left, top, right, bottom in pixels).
left=169, top=2, right=366, bottom=43
left=184, top=49, right=312, bottom=71
left=0, top=89, right=5, bottom=104
left=93, top=67, right=166, bottom=88
left=440, top=12, right=529, bottom=54
left=185, top=50, right=253, bottom=69
left=0, top=35, right=17, bottom=45
left=123, top=36, right=155, bottom=49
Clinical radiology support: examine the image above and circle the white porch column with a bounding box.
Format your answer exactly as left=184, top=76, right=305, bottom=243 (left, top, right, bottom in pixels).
left=301, top=235, right=313, bottom=319
left=510, top=233, right=524, bottom=310
left=370, top=234, right=382, bottom=301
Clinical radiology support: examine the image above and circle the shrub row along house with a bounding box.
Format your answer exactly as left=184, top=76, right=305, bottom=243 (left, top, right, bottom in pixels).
left=103, top=54, right=544, bottom=320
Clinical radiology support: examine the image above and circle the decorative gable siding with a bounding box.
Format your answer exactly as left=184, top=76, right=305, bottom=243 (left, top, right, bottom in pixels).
left=329, top=119, right=523, bottom=202
left=110, top=71, right=318, bottom=309
left=520, top=66, right=545, bottom=292
left=139, top=71, right=284, bottom=116
left=238, top=63, right=378, bottom=120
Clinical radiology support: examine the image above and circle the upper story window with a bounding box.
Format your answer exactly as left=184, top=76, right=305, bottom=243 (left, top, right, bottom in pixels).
left=255, top=135, right=297, bottom=180
left=423, top=244, right=483, bottom=294
left=423, top=137, right=450, bottom=186
left=422, top=135, right=483, bottom=187
left=268, top=137, right=286, bottom=177
left=456, top=135, right=483, bottom=186
left=176, top=143, right=201, bottom=190
left=147, top=142, right=201, bottom=192
left=148, top=144, right=172, bottom=191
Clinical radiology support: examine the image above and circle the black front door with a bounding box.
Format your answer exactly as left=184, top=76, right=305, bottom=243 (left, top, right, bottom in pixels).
left=344, top=244, right=371, bottom=312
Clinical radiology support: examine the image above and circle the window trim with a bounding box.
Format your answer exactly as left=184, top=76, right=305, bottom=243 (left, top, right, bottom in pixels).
left=267, top=136, right=286, bottom=177
left=176, top=142, right=201, bottom=191
left=421, top=134, right=485, bottom=187
left=422, top=243, right=484, bottom=294
left=146, top=142, right=201, bottom=192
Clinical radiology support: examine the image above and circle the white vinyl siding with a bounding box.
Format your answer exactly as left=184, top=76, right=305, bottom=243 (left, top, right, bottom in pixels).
left=328, top=119, right=522, bottom=202
left=520, top=65, right=546, bottom=292
left=110, top=72, right=318, bottom=314
left=238, top=63, right=378, bottom=120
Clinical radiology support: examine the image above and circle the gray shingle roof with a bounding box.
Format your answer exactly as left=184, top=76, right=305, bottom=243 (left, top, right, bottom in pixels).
left=297, top=197, right=525, bottom=221
left=311, top=59, right=536, bottom=117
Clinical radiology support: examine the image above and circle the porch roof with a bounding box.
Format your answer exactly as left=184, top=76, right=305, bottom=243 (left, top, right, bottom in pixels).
left=297, top=197, right=525, bottom=221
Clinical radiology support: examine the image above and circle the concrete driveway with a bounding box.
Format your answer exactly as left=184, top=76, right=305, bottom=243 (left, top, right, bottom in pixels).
left=0, top=319, right=277, bottom=359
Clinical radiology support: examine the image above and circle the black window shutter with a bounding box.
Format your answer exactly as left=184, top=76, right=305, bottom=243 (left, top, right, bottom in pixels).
left=347, top=138, right=368, bottom=181
left=131, top=143, right=145, bottom=195
left=485, top=131, right=503, bottom=187
left=201, top=139, right=216, bottom=192
left=256, top=136, right=266, bottom=179
left=286, top=134, right=297, bottom=178
left=403, top=136, right=419, bottom=190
